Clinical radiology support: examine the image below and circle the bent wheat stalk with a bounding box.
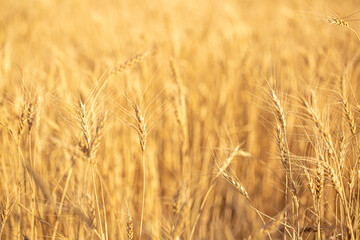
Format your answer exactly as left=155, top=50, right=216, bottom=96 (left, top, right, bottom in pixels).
left=189, top=146, right=250, bottom=240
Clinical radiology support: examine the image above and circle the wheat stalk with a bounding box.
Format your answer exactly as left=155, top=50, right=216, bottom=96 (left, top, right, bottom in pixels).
left=270, top=87, right=299, bottom=238
left=246, top=210, right=285, bottom=240
left=339, top=134, right=346, bottom=173
left=170, top=59, right=189, bottom=181
left=189, top=146, right=250, bottom=240
left=130, top=103, right=148, bottom=239
left=172, top=197, right=190, bottom=240
left=0, top=199, right=9, bottom=238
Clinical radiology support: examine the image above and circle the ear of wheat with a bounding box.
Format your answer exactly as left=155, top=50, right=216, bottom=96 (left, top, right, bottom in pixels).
left=78, top=100, right=91, bottom=152
left=304, top=168, right=316, bottom=199
left=315, top=162, right=324, bottom=202
left=27, top=96, right=41, bottom=132
left=111, top=48, right=155, bottom=75
left=328, top=18, right=349, bottom=27
left=86, top=194, right=97, bottom=229
left=132, top=104, right=147, bottom=153
left=220, top=170, right=251, bottom=202
left=17, top=102, right=28, bottom=142
left=126, top=214, right=134, bottom=240
left=325, top=14, right=360, bottom=43
left=172, top=188, right=181, bottom=215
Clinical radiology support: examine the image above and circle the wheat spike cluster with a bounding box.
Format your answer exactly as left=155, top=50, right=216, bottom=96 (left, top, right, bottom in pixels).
left=1, top=0, right=360, bottom=239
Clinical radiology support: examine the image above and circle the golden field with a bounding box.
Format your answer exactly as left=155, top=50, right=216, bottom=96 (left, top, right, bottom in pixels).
left=1, top=0, right=360, bottom=239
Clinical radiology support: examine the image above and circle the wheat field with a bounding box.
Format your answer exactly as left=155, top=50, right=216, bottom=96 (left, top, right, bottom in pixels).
left=1, top=0, right=360, bottom=239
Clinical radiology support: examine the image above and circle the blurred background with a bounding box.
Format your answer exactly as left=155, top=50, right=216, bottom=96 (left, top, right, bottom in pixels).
left=1, top=0, right=360, bottom=239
